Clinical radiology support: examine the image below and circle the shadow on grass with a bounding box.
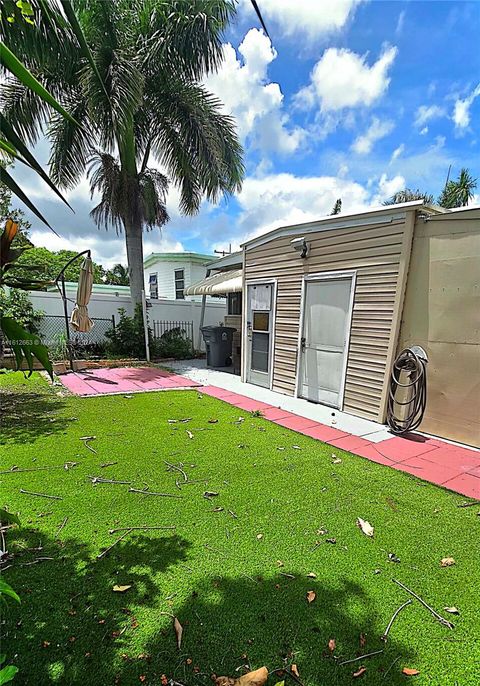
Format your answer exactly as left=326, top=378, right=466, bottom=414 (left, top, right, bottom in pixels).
left=0, top=389, right=71, bottom=444
left=4, top=529, right=414, bottom=686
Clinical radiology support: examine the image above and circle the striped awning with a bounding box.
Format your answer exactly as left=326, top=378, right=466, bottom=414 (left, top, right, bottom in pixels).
left=184, top=268, right=243, bottom=296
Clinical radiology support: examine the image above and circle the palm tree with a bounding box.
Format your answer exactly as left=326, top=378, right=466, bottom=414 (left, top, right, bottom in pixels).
left=438, top=168, right=477, bottom=208
left=104, top=262, right=130, bottom=286
left=383, top=189, right=434, bottom=206
left=2, top=0, right=244, bottom=306
left=330, top=198, right=342, bottom=215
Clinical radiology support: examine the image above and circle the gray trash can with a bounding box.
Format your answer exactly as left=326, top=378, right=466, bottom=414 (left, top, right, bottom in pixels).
left=201, top=326, right=237, bottom=367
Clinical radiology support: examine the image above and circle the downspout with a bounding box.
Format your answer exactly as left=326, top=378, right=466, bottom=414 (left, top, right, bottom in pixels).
left=198, top=268, right=210, bottom=349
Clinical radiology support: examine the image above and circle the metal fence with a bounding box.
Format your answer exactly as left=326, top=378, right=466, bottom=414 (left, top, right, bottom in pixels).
left=152, top=319, right=194, bottom=354
left=37, top=314, right=114, bottom=349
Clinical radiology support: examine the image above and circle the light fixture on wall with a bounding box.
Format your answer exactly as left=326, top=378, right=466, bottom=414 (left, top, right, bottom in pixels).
left=291, top=236, right=309, bottom=258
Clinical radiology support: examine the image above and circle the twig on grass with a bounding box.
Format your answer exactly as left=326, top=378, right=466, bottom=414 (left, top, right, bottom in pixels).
left=128, top=488, right=182, bottom=498
left=457, top=500, right=479, bottom=508
left=339, top=649, right=384, bottom=666
left=88, top=476, right=132, bottom=485
left=381, top=599, right=412, bottom=641
left=0, top=462, right=78, bottom=474
left=165, top=461, right=188, bottom=483
left=21, top=556, right=54, bottom=566
left=383, top=656, right=401, bottom=680
left=80, top=436, right=97, bottom=453
left=56, top=517, right=68, bottom=536
left=97, top=530, right=132, bottom=559
left=392, top=578, right=455, bottom=629
left=100, top=462, right=118, bottom=468
left=19, top=489, right=62, bottom=500
left=108, top=526, right=176, bottom=534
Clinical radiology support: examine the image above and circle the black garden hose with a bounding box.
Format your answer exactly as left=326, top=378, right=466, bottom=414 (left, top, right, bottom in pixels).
left=387, top=347, right=428, bottom=435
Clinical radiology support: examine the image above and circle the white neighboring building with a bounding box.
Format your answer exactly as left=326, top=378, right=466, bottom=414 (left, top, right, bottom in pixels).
left=143, top=252, right=217, bottom=302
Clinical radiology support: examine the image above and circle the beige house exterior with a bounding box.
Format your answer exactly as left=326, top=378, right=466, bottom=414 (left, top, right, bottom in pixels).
left=240, top=202, right=480, bottom=448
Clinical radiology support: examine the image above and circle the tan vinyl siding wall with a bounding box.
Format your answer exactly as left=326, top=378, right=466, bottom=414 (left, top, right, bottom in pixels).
left=398, top=209, right=480, bottom=447
left=244, top=213, right=414, bottom=421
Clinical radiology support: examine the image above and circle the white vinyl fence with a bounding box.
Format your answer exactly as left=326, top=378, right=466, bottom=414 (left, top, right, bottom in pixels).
left=28, top=290, right=226, bottom=351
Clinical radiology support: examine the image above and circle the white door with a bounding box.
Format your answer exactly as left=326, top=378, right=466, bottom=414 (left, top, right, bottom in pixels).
left=245, top=283, right=274, bottom=388
left=299, top=275, right=354, bottom=408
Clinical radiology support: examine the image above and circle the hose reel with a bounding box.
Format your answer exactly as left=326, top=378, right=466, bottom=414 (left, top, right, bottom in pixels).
left=386, top=346, right=428, bottom=435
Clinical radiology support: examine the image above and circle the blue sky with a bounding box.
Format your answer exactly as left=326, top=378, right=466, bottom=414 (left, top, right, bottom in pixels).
left=14, top=0, right=480, bottom=266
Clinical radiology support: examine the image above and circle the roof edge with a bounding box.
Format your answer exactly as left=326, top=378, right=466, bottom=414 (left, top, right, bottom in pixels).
left=242, top=201, right=442, bottom=251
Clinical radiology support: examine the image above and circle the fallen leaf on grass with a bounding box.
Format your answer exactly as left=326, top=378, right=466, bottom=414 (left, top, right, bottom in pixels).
left=388, top=552, right=401, bottom=563
left=276, top=560, right=284, bottom=567
left=186, top=430, right=193, bottom=439
left=353, top=666, right=366, bottom=678
left=161, top=676, right=168, bottom=686
left=291, top=665, right=300, bottom=677
left=256, top=533, right=263, bottom=540
left=356, top=517, right=374, bottom=537
left=328, top=638, right=336, bottom=652
left=174, top=616, right=183, bottom=649
left=215, top=666, right=268, bottom=686
left=326, top=537, right=336, bottom=544
left=440, top=557, right=455, bottom=567
left=359, top=632, right=366, bottom=648
left=212, top=507, right=224, bottom=513
left=306, top=590, right=316, bottom=604
left=444, top=606, right=460, bottom=615
left=204, top=491, right=219, bottom=499
left=208, top=419, right=219, bottom=424
left=139, top=676, right=146, bottom=683
left=307, top=572, right=317, bottom=578
left=292, top=445, right=302, bottom=450
left=112, top=585, right=131, bottom=593
left=402, top=668, right=420, bottom=676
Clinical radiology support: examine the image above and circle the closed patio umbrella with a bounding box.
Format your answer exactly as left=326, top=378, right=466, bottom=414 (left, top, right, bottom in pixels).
left=70, top=255, right=94, bottom=332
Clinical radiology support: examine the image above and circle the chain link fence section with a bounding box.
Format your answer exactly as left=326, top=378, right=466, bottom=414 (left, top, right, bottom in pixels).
left=152, top=319, right=194, bottom=354
left=37, top=314, right=115, bottom=349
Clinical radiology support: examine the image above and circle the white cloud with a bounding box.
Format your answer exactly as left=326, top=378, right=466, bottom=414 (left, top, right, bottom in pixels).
left=390, top=143, right=405, bottom=163
left=414, top=104, right=446, bottom=127
left=211, top=170, right=407, bottom=251
left=351, top=117, right=394, bottom=154
left=420, top=126, right=429, bottom=135
left=29, top=229, right=184, bottom=269
left=369, top=173, right=406, bottom=205
left=395, top=10, right=406, bottom=36
left=240, top=0, right=363, bottom=42
left=453, top=83, right=480, bottom=131
left=296, top=45, right=398, bottom=112
left=204, top=29, right=305, bottom=155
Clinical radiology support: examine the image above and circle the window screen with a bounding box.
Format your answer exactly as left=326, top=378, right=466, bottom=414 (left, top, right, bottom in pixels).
left=227, top=292, right=242, bottom=315
left=174, top=269, right=185, bottom=300
left=149, top=273, right=158, bottom=299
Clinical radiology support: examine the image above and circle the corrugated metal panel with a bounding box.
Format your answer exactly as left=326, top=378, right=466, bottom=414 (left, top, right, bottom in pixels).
left=245, top=218, right=410, bottom=421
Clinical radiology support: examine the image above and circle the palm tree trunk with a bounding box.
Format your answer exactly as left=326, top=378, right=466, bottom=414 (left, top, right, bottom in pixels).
left=118, top=121, right=144, bottom=309
left=124, top=216, right=144, bottom=308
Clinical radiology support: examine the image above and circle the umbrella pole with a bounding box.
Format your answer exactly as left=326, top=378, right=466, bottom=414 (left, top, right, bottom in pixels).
left=61, top=274, right=74, bottom=371
left=55, top=249, right=91, bottom=373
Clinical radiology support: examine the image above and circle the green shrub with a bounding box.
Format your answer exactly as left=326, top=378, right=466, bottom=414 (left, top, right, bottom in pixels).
left=151, top=327, right=193, bottom=360
left=105, top=305, right=147, bottom=358
left=0, top=289, right=42, bottom=333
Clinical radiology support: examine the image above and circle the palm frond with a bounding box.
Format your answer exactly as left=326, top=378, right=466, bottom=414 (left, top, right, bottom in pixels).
left=87, top=152, right=169, bottom=232
left=140, top=0, right=236, bottom=80
left=146, top=76, right=244, bottom=214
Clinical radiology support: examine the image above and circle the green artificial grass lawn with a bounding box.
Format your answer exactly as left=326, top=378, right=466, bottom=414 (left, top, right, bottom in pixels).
left=1, top=372, right=478, bottom=686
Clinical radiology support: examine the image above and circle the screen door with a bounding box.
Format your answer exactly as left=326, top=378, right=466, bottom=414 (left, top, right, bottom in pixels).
left=299, top=275, right=354, bottom=407
left=246, top=283, right=273, bottom=388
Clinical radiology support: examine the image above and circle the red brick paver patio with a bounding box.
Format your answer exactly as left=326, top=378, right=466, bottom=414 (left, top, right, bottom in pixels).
left=59, top=368, right=480, bottom=499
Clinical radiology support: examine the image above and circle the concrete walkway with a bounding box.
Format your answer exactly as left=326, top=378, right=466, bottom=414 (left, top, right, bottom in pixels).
left=59, top=365, right=480, bottom=499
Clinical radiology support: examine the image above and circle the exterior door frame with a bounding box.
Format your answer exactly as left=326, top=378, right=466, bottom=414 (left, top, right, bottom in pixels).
left=295, top=269, right=357, bottom=409
left=242, top=278, right=277, bottom=389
